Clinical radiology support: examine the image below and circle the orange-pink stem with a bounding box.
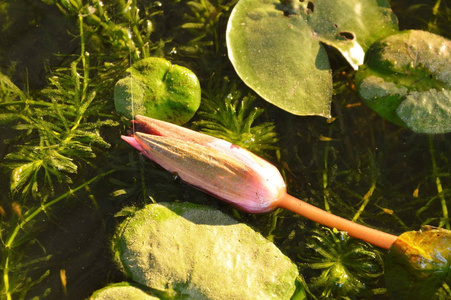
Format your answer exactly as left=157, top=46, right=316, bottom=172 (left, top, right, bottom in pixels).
left=277, top=193, right=398, bottom=249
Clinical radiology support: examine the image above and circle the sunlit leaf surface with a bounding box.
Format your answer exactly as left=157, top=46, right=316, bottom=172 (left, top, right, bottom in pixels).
left=356, top=30, right=451, bottom=133
left=385, top=226, right=451, bottom=299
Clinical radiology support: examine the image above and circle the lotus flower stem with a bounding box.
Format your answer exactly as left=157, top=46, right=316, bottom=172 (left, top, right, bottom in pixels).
left=277, top=193, right=398, bottom=249
left=123, top=115, right=399, bottom=250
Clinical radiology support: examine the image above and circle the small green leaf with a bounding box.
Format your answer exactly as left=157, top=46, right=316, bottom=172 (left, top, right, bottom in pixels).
left=10, top=160, right=43, bottom=193
left=47, top=150, right=78, bottom=174
left=0, top=72, right=26, bottom=100
left=356, top=30, right=451, bottom=133
left=385, top=226, right=451, bottom=300
left=114, top=57, right=201, bottom=125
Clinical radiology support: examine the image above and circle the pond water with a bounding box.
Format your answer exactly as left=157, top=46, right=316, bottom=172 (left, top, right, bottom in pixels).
left=0, top=0, right=450, bottom=299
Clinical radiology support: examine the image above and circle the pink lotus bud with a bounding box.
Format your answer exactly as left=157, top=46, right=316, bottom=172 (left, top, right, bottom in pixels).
left=122, top=115, right=286, bottom=213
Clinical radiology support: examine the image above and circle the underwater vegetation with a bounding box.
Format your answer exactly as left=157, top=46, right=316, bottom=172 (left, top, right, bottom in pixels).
left=0, top=0, right=450, bottom=299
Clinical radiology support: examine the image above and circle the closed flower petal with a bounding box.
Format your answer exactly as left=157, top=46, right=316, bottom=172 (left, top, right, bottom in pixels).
left=122, top=116, right=286, bottom=213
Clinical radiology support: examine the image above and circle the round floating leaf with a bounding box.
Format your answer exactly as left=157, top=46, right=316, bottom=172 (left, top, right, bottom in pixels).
left=113, top=202, right=299, bottom=300
left=227, top=0, right=332, bottom=117
left=114, top=57, right=201, bottom=125
left=226, top=0, right=397, bottom=117
left=385, top=226, right=451, bottom=299
left=356, top=30, right=451, bottom=134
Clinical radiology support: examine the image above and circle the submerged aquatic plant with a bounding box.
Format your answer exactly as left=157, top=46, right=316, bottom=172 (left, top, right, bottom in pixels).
left=0, top=10, right=119, bottom=299
left=196, top=78, right=278, bottom=157
left=1, top=169, right=116, bottom=300
left=301, top=227, right=384, bottom=298
left=0, top=15, right=115, bottom=202
left=174, top=0, right=233, bottom=56
left=52, top=0, right=162, bottom=61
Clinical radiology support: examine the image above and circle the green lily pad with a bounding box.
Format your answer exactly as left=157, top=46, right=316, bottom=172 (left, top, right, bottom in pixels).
left=226, top=0, right=397, bottom=117
left=385, top=226, right=451, bottom=299
left=113, top=202, right=299, bottom=300
left=356, top=30, right=451, bottom=134
left=114, top=57, right=201, bottom=125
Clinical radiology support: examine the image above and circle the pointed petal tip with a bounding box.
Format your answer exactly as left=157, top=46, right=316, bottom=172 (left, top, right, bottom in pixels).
left=121, top=135, right=144, bottom=152
left=121, top=135, right=134, bottom=142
